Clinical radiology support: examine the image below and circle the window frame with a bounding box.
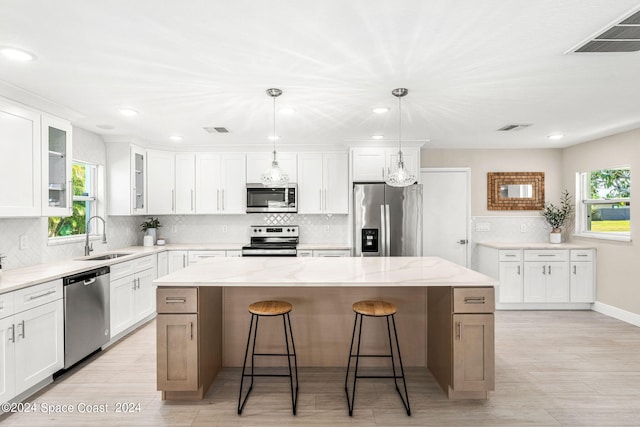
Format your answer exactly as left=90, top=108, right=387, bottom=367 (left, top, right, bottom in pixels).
left=48, top=160, right=105, bottom=244
left=574, top=167, right=631, bottom=242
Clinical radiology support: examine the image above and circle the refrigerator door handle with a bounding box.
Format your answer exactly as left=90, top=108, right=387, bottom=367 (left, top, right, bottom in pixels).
left=380, top=204, right=386, bottom=256
left=385, top=204, right=391, bottom=256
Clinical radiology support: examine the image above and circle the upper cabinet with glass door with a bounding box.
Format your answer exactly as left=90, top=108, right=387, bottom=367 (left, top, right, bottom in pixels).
left=41, top=115, right=73, bottom=216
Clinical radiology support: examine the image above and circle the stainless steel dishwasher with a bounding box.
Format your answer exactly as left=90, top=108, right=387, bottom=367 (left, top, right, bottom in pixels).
left=63, top=266, right=110, bottom=368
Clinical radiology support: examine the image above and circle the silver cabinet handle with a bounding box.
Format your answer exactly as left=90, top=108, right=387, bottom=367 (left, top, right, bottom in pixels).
left=517, top=265, right=521, bottom=275
left=573, top=265, right=577, bottom=274
left=319, top=189, right=322, bottom=210
left=132, top=279, right=137, bottom=290
left=221, top=189, right=225, bottom=211
left=385, top=204, right=391, bottom=256
left=217, top=189, right=220, bottom=210
left=323, top=189, right=327, bottom=212
left=165, top=297, right=187, bottom=304
left=68, top=180, right=73, bottom=211
left=505, top=254, right=516, bottom=257
left=464, top=296, right=486, bottom=304
left=191, top=189, right=194, bottom=212
left=8, top=325, right=14, bottom=343
left=548, top=265, right=552, bottom=275
left=380, top=205, right=386, bottom=256
left=18, top=320, right=25, bottom=339
left=458, top=239, right=468, bottom=244
left=29, top=289, right=57, bottom=300
left=542, top=265, right=546, bottom=275
left=183, top=254, right=186, bottom=268
left=171, top=189, right=175, bottom=211
left=189, top=322, right=193, bottom=340
left=381, top=167, right=385, bottom=178
left=457, top=321, right=462, bottom=340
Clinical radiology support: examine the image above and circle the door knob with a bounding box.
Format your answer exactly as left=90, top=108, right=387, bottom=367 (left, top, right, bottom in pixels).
left=458, top=239, right=468, bottom=244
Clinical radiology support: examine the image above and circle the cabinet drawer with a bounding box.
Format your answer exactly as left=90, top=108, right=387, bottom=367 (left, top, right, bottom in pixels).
left=571, top=249, right=593, bottom=261
left=110, top=259, right=135, bottom=281
left=453, top=287, right=495, bottom=313
left=499, top=250, right=522, bottom=261
left=134, top=254, right=156, bottom=272
left=524, top=250, right=568, bottom=261
left=188, top=250, right=226, bottom=263
left=14, top=279, right=63, bottom=313
left=0, top=291, right=15, bottom=319
left=313, top=249, right=351, bottom=257
left=157, top=287, right=198, bottom=313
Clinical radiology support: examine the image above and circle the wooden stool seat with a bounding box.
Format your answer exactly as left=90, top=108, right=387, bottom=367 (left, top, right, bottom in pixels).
left=352, top=300, right=397, bottom=317
left=248, top=300, right=292, bottom=316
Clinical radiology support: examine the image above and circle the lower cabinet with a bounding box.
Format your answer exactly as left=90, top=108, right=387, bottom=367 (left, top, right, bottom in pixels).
left=168, top=251, right=188, bottom=274
left=0, top=280, right=64, bottom=404
left=428, top=286, right=495, bottom=399
left=156, top=287, right=222, bottom=400
left=110, top=255, right=157, bottom=338
left=297, top=249, right=351, bottom=257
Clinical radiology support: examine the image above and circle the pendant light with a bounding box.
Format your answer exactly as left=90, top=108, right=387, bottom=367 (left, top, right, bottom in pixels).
left=385, top=88, right=416, bottom=187
left=260, top=88, right=289, bottom=186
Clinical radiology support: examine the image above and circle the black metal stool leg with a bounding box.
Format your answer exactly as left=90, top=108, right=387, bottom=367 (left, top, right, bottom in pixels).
left=391, top=314, right=411, bottom=415
left=346, top=313, right=363, bottom=416
left=283, top=312, right=297, bottom=415
left=286, top=313, right=299, bottom=412
left=238, top=314, right=256, bottom=414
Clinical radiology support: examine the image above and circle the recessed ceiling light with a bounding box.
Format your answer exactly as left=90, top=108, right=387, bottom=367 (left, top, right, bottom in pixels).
left=268, top=135, right=280, bottom=141
left=169, top=135, right=183, bottom=142
left=0, top=47, right=35, bottom=62
left=118, top=108, right=138, bottom=116
left=548, top=133, right=564, bottom=140
left=372, top=135, right=384, bottom=140
left=96, top=124, right=115, bottom=130
left=373, top=107, right=390, bottom=114
left=279, top=107, right=296, bottom=115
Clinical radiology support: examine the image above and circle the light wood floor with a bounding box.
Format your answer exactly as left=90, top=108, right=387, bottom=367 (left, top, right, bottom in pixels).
left=2, top=310, right=640, bottom=426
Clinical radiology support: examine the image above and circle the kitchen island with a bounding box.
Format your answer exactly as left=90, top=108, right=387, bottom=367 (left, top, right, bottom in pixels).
left=154, top=256, right=498, bottom=401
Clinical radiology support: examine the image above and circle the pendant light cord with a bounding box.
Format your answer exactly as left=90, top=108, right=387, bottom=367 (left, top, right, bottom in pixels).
left=398, top=94, right=402, bottom=155
left=272, top=94, right=277, bottom=162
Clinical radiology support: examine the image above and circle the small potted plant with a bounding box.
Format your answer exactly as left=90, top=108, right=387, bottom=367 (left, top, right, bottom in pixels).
left=140, top=217, right=161, bottom=245
left=541, top=190, right=573, bottom=243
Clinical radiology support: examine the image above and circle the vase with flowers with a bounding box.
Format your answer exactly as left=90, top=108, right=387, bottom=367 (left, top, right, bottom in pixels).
left=140, top=217, right=161, bottom=245
left=541, top=190, right=573, bottom=244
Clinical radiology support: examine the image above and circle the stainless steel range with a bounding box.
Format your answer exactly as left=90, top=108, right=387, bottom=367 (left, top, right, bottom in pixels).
left=242, top=225, right=299, bottom=256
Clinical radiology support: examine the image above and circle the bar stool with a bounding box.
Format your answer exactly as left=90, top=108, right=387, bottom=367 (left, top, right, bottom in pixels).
left=238, top=300, right=298, bottom=415
left=344, top=300, right=411, bottom=416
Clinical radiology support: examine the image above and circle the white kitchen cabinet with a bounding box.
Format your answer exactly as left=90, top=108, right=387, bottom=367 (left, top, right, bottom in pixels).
left=297, top=152, right=348, bottom=214
left=188, top=250, right=226, bottom=264
left=0, top=279, right=64, bottom=403
left=41, top=115, right=72, bottom=217
left=523, top=251, right=570, bottom=303
left=0, top=97, right=41, bottom=217
left=570, top=249, right=595, bottom=303
left=351, top=147, right=420, bottom=183
left=157, top=251, right=168, bottom=278
left=110, top=255, right=158, bottom=338
left=168, top=250, right=189, bottom=273
left=246, top=152, right=297, bottom=183
left=297, top=249, right=351, bottom=257
left=495, top=250, right=524, bottom=303
left=225, top=250, right=242, bottom=257
left=147, top=149, right=176, bottom=215
left=195, top=153, right=246, bottom=214
left=175, top=153, right=196, bottom=214
left=106, top=143, right=146, bottom=215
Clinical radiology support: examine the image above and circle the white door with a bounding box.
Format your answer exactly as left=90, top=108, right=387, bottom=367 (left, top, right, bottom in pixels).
left=421, top=168, right=470, bottom=267
left=0, top=316, right=16, bottom=403
left=14, top=299, right=64, bottom=394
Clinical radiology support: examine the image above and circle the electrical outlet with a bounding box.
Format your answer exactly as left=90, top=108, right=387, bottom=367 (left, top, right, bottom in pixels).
left=172, top=225, right=177, bottom=233
left=324, top=225, right=330, bottom=233
left=475, top=223, right=491, bottom=232
left=520, top=224, right=527, bottom=233
left=126, top=226, right=131, bottom=235
left=222, top=225, right=228, bottom=233
left=19, top=234, right=28, bottom=250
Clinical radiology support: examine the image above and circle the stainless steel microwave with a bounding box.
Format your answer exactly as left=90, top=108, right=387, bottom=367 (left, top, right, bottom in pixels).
left=246, top=184, right=297, bottom=213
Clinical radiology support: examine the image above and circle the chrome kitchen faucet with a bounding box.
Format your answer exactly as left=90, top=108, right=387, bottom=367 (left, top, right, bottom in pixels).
left=85, top=216, right=107, bottom=256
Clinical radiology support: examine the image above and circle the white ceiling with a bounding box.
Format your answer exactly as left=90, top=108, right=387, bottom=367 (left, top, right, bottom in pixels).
left=2, top=0, right=640, bottom=149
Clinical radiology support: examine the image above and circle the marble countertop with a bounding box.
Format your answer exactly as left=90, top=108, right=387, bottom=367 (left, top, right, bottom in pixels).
left=154, top=256, right=498, bottom=288
left=477, top=242, right=596, bottom=250
left=0, top=243, right=353, bottom=294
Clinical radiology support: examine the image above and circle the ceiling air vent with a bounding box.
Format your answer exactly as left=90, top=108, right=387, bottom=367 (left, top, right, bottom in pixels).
left=203, top=127, right=229, bottom=133
left=497, top=124, right=532, bottom=132
left=572, top=9, right=640, bottom=53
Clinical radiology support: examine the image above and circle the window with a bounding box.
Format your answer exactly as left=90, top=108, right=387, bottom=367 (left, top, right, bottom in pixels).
left=576, top=167, right=631, bottom=241
left=48, top=161, right=100, bottom=238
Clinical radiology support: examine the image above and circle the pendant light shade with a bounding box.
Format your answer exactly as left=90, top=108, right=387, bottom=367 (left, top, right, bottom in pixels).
left=385, top=88, right=416, bottom=187
left=261, top=88, right=289, bottom=186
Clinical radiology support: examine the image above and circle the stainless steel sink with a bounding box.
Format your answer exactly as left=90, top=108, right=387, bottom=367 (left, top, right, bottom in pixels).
left=82, top=253, right=132, bottom=261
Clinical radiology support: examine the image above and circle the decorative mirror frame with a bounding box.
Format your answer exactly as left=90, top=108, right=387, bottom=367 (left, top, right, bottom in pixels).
left=487, top=172, right=545, bottom=210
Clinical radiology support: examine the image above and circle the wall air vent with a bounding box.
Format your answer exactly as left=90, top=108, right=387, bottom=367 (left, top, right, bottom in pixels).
left=203, top=127, right=230, bottom=133
left=497, top=124, right=532, bottom=132
left=572, top=8, right=640, bottom=53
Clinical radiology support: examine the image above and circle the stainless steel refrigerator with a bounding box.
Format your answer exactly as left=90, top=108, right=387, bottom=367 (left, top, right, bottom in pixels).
left=353, top=183, right=422, bottom=257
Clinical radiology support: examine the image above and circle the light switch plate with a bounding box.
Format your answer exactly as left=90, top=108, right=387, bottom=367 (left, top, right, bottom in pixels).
left=19, top=234, right=28, bottom=250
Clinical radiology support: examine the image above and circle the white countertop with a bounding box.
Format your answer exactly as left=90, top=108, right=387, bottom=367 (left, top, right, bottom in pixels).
left=154, top=256, right=498, bottom=288
left=477, top=242, right=596, bottom=250
left=0, top=243, right=353, bottom=294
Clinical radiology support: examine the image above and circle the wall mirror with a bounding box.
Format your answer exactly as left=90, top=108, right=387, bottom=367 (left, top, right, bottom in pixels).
left=487, top=172, right=545, bottom=210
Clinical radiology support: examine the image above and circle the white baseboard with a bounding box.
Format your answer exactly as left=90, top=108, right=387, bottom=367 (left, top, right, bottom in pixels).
left=592, top=301, right=640, bottom=327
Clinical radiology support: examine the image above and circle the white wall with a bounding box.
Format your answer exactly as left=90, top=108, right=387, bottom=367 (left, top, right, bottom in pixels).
left=562, top=129, right=639, bottom=316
